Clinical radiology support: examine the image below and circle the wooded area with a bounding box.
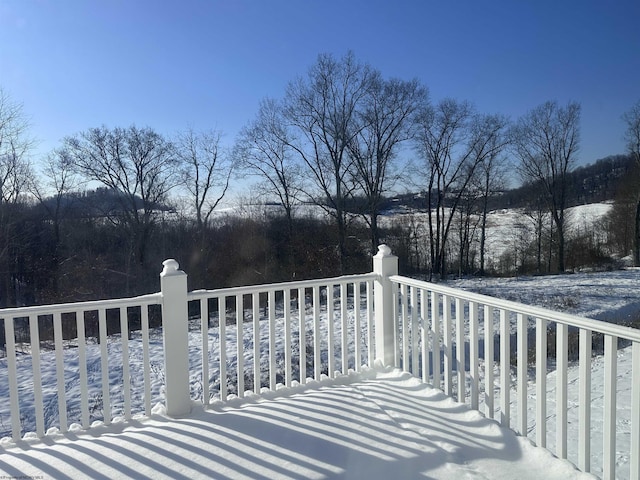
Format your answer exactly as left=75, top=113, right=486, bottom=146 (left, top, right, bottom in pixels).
left=1, top=54, right=640, bottom=308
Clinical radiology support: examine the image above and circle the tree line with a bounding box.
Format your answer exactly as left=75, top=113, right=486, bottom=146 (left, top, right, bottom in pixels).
left=2, top=51, right=640, bottom=307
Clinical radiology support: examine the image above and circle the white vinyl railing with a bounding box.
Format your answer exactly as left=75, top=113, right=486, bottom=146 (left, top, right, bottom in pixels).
left=187, top=273, right=376, bottom=404
left=388, top=274, right=640, bottom=480
left=0, top=293, right=161, bottom=440
left=1, top=246, right=639, bottom=480
left=0, top=259, right=377, bottom=440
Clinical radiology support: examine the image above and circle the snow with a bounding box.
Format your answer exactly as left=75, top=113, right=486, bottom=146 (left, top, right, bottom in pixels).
left=380, top=201, right=614, bottom=272
left=0, top=202, right=636, bottom=478
left=0, top=366, right=591, bottom=479
left=451, top=268, right=640, bottom=479
left=450, top=268, right=640, bottom=323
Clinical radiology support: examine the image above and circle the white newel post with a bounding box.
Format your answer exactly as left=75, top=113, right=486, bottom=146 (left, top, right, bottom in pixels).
left=160, top=259, right=191, bottom=417
left=373, top=245, right=398, bottom=367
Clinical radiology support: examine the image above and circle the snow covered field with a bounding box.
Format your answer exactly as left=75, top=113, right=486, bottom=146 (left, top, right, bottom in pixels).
left=450, top=267, right=639, bottom=323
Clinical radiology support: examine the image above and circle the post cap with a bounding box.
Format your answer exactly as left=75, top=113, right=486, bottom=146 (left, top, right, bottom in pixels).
left=375, top=244, right=393, bottom=257
left=161, top=259, right=181, bottom=276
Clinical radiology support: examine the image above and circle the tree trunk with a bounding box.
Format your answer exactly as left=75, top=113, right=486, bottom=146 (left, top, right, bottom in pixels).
left=554, top=210, right=566, bottom=273
left=370, top=210, right=379, bottom=255
left=336, top=210, right=347, bottom=274
left=479, top=200, right=488, bottom=276
left=635, top=199, right=640, bottom=266
left=557, top=226, right=565, bottom=272
left=536, top=216, right=543, bottom=274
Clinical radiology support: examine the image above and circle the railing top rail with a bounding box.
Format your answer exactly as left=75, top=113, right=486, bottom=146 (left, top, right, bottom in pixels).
left=390, top=274, right=640, bottom=343
left=188, top=272, right=379, bottom=300
left=0, top=292, right=162, bottom=319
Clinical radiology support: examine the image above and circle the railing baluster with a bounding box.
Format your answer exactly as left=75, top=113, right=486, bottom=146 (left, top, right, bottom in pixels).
left=401, top=283, right=409, bottom=372
left=120, top=307, right=131, bottom=419
left=603, top=334, right=617, bottom=480
left=456, top=298, right=465, bottom=403
left=411, top=286, right=419, bottom=376
left=200, top=300, right=209, bottom=404
left=393, top=284, right=399, bottom=367
left=298, top=287, right=306, bottom=384
left=284, top=289, right=292, bottom=387
left=469, top=301, right=479, bottom=410
left=535, top=317, right=546, bottom=447
left=431, top=292, right=441, bottom=390
left=354, top=282, right=362, bottom=372
left=77, top=310, right=89, bottom=428
left=268, top=290, right=276, bottom=391
left=631, top=341, right=640, bottom=480
left=98, top=309, right=110, bottom=424
left=340, top=283, right=348, bottom=374
left=556, top=323, right=568, bottom=459
left=4, top=316, right=20, bottom=440
left=252, top=292, right=260, bottom=394
left=236, top=295, right=244, bottom=397
left=218, top=297, right=227, bottom=402
left=367, top=280, right=376, bottom=367
left=578, top=328, right=592, bottom=472
left=366, top=281, right=374, bottom=368
left=53, top=312, right=67, bottom=432
left=313, top=286, right=321, bottom=380
left=421, top=289, right=430, bottom=384
left=443, top=294, right=452, bottom=396
left=517, top=313, right=527, bottom=436
left=484, top=305, right=494, bottom=419
left=142, top=305, right=151, bottom=414
left=500, top=309, right=510, bottom=427
left=29, top=314, right=45, bottom=437
left=327, top=284, right=335, bottom=377
left=237, top=300, right=248, bottom=398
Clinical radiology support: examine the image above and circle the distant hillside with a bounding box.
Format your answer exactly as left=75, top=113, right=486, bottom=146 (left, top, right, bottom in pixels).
left=382, top=154, right=634, bottom=212
left=35, top=187, right=174, bottom=218
left=501, top=154, right=634, bottom=209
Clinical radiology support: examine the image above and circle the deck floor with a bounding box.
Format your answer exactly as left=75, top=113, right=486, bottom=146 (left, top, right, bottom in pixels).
left=0, top=369, right=590, bottom=479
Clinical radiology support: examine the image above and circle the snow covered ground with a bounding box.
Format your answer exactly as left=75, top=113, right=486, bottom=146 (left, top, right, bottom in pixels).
left=451, top=269, right=640, bottom=479
left=0, top=267, right=638, bottom=478
left=0, top=200, right=636, bottom=478
left=450, top=267, right=639, bottom=323
left=0, top=367, right=591, bottom=479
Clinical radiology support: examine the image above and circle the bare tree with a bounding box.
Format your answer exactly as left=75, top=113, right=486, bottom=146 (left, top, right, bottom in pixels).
left=235, top=98, right=302, bottom=235
left=32, top=149, right=79, bottom=243
left=511, top=101, right=580, bottom=272
left=471, top=114, right=510, bottom=275
left=0, top=147, right=32, bottom=205
left=64, top=125, right=178, bottom=287
left=348, top=76, right=428, bottom=253
left=176, top=128, right=232, bottom=231
left=0, top=89, right=35, bottom=306
left=284, top=51, right=375, bottom=272
left=29, top=149, right=79, bottom=298
left=0, top=88, right=33, bottom=204
left=622, top=100, right=640, bottom=265
left=416, top=100, right=508, bottom=279
left=454, top=180, right=481, bottom=276
left=522, top=192, right=550, bottom=273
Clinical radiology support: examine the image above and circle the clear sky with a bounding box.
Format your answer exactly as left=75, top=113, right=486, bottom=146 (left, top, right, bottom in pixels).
left=1, top=0, right=639, bottom=169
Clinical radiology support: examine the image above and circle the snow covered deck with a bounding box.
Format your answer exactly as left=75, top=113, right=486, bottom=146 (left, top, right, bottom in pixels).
left=0, top=368, right=587, bottom=480
left=2, top=249, right=639, bottom=478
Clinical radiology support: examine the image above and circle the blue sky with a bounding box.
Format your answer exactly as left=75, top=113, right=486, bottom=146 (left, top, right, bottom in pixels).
left=1, top=0, right=639, bottom=169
